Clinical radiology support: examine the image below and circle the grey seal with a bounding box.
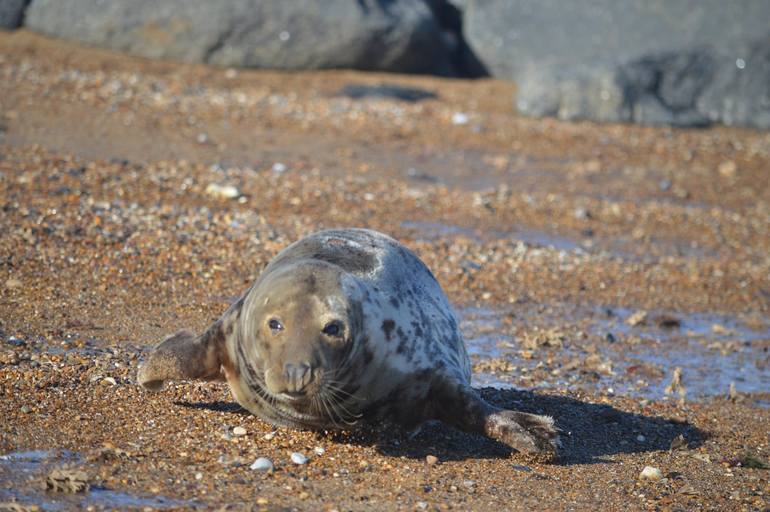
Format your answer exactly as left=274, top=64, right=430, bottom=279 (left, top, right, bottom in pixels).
left=137, top=228, right=558, bottom=454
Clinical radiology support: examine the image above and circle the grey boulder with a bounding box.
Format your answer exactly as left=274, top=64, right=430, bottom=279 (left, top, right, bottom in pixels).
left=465, top=0, right=770, bottom=128
left=25, top=0, right=455, bottom=75
left=0, top=0, right=28, bottom=29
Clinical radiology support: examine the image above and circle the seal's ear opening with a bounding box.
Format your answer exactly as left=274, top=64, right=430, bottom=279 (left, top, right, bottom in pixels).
left=137, top=326, right=224, bottom=391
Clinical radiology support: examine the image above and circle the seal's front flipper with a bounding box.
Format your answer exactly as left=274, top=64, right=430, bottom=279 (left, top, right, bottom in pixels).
left=137, top=324, right=225, bottom=391
left=429, top=377, right=559, bottom=456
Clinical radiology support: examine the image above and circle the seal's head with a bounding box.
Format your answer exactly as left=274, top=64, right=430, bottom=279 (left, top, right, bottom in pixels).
left=234, top=260, right=366, bottom=427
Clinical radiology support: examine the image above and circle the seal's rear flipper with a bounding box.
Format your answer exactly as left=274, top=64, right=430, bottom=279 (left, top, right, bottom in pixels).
left=137, top=324, right=225, bottom=391
left=429, top=377, right=559, bottom=456
left=484, top=410, right=560, bottom=456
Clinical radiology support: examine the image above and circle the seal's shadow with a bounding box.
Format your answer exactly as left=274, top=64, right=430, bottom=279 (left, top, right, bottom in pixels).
left=332, top=388, right=705, bottom=465
left=172, top=388, right=704, bottom=465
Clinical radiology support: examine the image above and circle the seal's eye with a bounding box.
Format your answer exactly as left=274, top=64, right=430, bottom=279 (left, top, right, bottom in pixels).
left=268, top=318, right=284, bottom=332
left=322, top=321, right=344, bottom=337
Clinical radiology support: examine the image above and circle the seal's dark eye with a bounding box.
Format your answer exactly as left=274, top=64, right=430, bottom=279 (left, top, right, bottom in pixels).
left=322, top=321, right=343, bottom=337
left=268, top=319, right=283, bottom=331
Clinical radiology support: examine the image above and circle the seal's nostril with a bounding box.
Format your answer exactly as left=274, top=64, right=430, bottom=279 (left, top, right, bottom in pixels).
left=284, top=362, right=312, bottom=393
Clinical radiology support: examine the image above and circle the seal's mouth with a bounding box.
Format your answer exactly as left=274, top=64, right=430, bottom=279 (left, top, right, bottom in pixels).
left=277, top=391, right=310, bottom=402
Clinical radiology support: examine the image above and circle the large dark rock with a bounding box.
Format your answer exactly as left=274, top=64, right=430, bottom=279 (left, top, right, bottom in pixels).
left=0, top=0, right=29, bottom=29
left=464, top=0, right=770, bottom=129
left=25, top=0, right=456, bottom=75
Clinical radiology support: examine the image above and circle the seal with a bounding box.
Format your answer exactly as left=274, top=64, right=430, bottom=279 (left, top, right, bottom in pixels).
left=137, top=228, right=558, bottom=454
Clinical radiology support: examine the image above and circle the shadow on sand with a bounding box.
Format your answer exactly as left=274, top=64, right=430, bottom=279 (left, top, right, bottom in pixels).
left=174, top=387, right=704, bottom=465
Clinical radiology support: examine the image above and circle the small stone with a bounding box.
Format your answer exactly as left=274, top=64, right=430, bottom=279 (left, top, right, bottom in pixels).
left=194, top=472, right=203, bottom=480
left=636, top=435, right=646, bottom=443
left=256, top=497, right=269, bottom=505
left=415, top=501, right=428, bottom=510
left=263, top=431, right=276, bottom=440
left=669, top=434, right=688, bottom=451
left=626, top=310, right=647, bottom=327
left=101, top=377, right=117, bottom=386
left=718, top=160, right=737, bottom=178
left=511, top=464, right=532, bottom=472
left=232, top=426, right=247, bottom=437
left=313, top=446, right=325, bottom=456
left=291, top=452, right=308, bottom=465
left=250, top=457, right=273, bottom=472
left=205, top=183, right=240, bottom=199
left=298, top=491, right=310, bottom=500
left=639, top=466, right=663, bottom=481
left=358, top=460, right=370, bottom=470
left=573, top=207, right=591, bottom=220
left=678, top=484, right=699, bottom=496
left=5, top=278, right=22, bottom=290
left=272, top=162, right=287, bottom=174
left=692, top=453, right=711, bottom=463
left=20, top=405, right=31, bottom=414
left=451, top=112, right=469, bottom=125
left=425, top=455, right=438, bottom=466
left=711, top=323, right=731, bottom=336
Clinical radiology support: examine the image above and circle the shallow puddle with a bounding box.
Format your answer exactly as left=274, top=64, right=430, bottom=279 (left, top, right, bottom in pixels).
left=402, top=220, right=585, bottom=251
left=401, top=219, right=725, bottom=263
left=459, top=304, right=770, bottom=405
left=0, top=450, right=194, bottom=511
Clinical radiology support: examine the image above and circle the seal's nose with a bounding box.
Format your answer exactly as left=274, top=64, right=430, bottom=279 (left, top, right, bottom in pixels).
left=283, top=362, right=312, bottom=394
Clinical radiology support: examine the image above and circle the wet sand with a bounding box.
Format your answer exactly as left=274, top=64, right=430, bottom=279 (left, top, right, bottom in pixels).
left=1, top=31, right=769, bottom=511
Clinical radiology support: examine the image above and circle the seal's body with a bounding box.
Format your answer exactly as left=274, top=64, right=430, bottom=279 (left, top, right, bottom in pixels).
left=138, top=229, right=558, bottom=454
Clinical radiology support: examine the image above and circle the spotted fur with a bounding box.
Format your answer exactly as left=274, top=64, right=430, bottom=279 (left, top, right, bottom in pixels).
left=137, top=229, right=559, bottom=455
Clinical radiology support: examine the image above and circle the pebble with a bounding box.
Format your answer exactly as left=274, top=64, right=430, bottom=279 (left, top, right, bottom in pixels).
left=5, top=278, right=22, bottom=290
left=20, top=405, right=31, bottom=414
left=573, top=207, right=591, bottom=220
left=272, top=162, right=287, bottom=174
left=692, top=453, right=711, bottom=463
left=290, top=452, right=308, bottom=465
left=639, top=466, right=663, bottom=481
left=425, top=455, right=438, bottom=466
left=718, top=160, right=737, bottom=178
left=232, top=426, right=247, bottom=437
left=636, top=435, right=646, bottom=443
left=451, top=112, right=469, bottom=125
left=250, top=457, right=274, bottom=472
left=626, top=310, right=647, bottom=327
left=205, top=183, right=240, bottom=199
left=313, top=446, right=325, bottom=456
